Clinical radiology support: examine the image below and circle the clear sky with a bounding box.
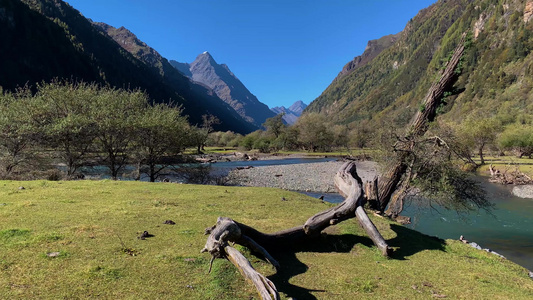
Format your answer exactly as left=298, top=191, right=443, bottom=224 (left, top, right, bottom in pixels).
left=65, top=0, right=436, bottom=109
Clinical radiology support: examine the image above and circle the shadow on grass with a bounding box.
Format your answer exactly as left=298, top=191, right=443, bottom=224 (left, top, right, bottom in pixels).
left=387, top=224, right=446, bottom=260
left=267, top=233, right=374, bottom=300
left=260, top=226, right=445, bottom=299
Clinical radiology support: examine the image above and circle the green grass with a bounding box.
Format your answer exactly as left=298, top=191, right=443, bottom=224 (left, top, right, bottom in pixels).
left=474, top=155, right=533, bottom=177
left=0, top=180, right=532, bottom=299
left=272, top=148, right=377, bottom=157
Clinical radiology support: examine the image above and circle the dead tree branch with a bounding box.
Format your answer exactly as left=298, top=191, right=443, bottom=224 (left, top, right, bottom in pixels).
left=201, top=162, right=390, bottom=299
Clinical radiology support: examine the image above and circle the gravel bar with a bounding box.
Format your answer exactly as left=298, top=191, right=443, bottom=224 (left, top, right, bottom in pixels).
left=229, top=160, right=378, bottom=193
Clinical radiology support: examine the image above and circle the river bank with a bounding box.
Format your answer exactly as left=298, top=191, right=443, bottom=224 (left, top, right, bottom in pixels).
left=228, top=159, right=378, bottom=193
left=226, top=158, right=533, bottom=271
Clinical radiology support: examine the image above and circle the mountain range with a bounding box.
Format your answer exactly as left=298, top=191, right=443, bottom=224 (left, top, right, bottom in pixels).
left=0, top=0, right=257, bottom=134
left=271, top=100, right=308, bottom=125
left=3, top=0, right=532, bottom=138
left=306, top=0, right=533, bottom=130
left=169, top=53, right=276, bottom=128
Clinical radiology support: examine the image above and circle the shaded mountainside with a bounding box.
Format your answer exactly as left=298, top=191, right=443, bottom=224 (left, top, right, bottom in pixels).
left=271, top=100, right=308, bottom=125
left=170, top=52, right=276, bottom=127
left=306, top=0, right=533, bottom=129
left=91, top=22, right=257, bottom=133
left=0, top=0, right=257, bottom=134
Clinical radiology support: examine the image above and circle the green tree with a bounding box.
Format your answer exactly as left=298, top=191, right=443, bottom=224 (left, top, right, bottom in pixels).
left=457, top=116, right=501, bottom=165
left=91, top=87, right=146, bottom=180
left=498, top=123, right=533, bottom=158
left=0, top=88, right=34, bottom=177
left=132, top=104, right=191, bottom=182
left=262, top=114, right=286, bottom=139
left=294, top=113, right=333, bottom=152
left=192, top=114, right=220, bottom=154
left=34, top=81, right=98, bottom=176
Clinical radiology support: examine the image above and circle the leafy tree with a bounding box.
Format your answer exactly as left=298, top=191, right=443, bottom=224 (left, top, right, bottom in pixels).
left=456, top=116, right=501, bottom=165
left=498, top=123, right=533, bottom=158
left=239, top=130, right=263, bottom=151
left=331, top=124, right=349, bottom=149
left=132, top=104, right=191, bottom=182
left=0, top=88, right=34, bottom=177
left=262, top=114, right=286, bottom=138
left=90, top=87, right=146, bottom=180
left=192, top=114, right=220, bottom=154
left=294, top=113, right=333, bottom=152
left=34, top=81, right=98, bottom=176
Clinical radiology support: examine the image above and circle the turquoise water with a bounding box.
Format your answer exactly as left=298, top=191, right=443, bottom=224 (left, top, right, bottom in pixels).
left=304, top=180, right=533, bottom=271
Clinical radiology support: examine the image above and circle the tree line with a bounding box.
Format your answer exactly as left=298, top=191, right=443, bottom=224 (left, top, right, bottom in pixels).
left=0, top=81, right=214, bottom=181
left=207, top=111, right=533, bottom=164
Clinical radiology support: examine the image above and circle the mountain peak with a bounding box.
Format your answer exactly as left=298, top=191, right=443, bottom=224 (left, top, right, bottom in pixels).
left=172, top=51, right=276, bottom=127
left=271, top=100, right=307, bottom=125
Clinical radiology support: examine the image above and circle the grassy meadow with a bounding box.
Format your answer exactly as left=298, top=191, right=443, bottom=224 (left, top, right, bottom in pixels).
left=0, top=180, right=532, bottom=299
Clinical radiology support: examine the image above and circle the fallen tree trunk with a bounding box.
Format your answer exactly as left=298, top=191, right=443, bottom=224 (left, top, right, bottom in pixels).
left=225, top=246, right=280, bottom=300
left=201, top=162, right=390, bottom=299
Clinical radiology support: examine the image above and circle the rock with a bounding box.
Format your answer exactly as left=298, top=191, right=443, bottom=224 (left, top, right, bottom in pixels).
left=512, top=185, right=533, bottom=199
left=46, top=252, right=61, bottom=258
left=138, top=231, right=154, bottom=240
left=395, top=215, right=411, bottom=225
left=469, top=242, right=482, bottom=250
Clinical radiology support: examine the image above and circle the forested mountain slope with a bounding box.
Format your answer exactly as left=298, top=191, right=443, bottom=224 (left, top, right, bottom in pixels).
left=307, top=0, right=533, bottom=130
left=0, top=0, right=257, bottom=133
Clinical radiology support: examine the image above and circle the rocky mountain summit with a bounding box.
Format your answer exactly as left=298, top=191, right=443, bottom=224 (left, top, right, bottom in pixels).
left=271, top=100, right=307, bottom=124
left=170, top=52, right=276, bottom=127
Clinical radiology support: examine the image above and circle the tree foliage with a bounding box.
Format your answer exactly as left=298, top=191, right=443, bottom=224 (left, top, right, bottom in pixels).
left=0, top=81, right=193, bottom=180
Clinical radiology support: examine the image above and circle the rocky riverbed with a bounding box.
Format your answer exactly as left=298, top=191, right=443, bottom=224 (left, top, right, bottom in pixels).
left=228, top=160, right=378, bottom=193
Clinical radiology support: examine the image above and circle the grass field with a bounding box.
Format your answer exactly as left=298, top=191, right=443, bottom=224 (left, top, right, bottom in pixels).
left=1, top=180, right=532, bottom=299
left=475, top=155, right=533, bottom=177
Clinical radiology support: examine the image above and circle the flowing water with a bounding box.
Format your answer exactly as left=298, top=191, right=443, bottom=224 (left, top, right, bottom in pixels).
left=304, top=180, right=533, bottom=271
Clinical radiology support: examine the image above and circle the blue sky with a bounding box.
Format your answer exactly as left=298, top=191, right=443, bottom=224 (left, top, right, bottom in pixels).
left=65, top=0, right=436, bottom=108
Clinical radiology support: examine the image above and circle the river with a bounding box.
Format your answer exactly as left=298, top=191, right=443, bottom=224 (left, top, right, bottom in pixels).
left=305, top=179, right=533, bottom=271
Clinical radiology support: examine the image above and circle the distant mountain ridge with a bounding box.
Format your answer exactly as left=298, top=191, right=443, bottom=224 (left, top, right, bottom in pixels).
left=271, top=100, right=307, bottom=125
left=170, top=52, right=276, bottom=127
left=0, top=0, right=257, bottom=134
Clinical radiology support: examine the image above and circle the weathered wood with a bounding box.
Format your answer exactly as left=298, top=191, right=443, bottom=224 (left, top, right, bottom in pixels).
left=489, top=164, right=533, bottom=185
left=303, top=162, right=364, bottom=235
left=201, top=162, right=392, bottom=298
left=355, top=206, right=391, bottom=256
left=364, top=175, right=379, bottom=203
left=225, top=246, right=280, bottom=300
left=238, top=235, right=280, bottom=270
left=377, top=34, right=467, bottom=212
